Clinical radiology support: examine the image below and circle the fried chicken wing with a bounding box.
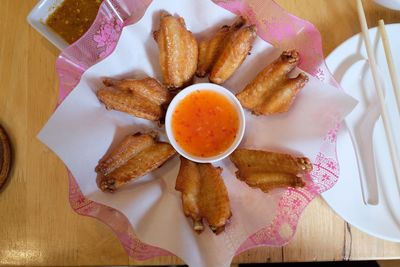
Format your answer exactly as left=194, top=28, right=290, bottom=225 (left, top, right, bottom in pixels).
left=97, top=77, right=170, bottom=121
left=103, top=77, right=171, bottom=105
left=230, top=148, right=312, bottom=193
left=97, top=133, right=176, bottom=192
left=236, top=50, right=309, bottom=115
left=97, top=87, right=162, bottom=121
left=209, top=25, right=257, bottom=84
left=153, top=12, right=198, bottom=89
left=230, top=149, right=312, bottom=175
left=196, top=17, right=245, bottom=77
left=237, top=172, right=305, bottom=193
left=175, top=157, right=203, bottom=232
left=95, top=133, right=155, bottom=176
left=175, top=157, right=231, bottom=234
left=198, top=164, right=231, bottom=234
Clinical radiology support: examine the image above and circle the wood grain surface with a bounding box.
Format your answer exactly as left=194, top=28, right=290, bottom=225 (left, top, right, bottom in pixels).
left=1, top=0, right=400, bottom=265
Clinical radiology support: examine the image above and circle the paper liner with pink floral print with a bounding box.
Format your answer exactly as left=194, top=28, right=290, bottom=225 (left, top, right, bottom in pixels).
left=56, top=0, right=342, bottom=260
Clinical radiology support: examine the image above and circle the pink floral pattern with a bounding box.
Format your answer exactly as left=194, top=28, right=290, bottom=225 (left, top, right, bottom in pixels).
left=325, top=124, right=340, bottom=144
left=68, top=172, right=173, bottom=259
left=311, top=152, right=340, bottom=192
left=55, top=0, right=344, bottom=262
left=93, top=18, right=123, bottom=58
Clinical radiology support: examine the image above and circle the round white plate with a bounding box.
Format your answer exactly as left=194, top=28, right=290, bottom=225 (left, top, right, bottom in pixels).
left=375, top=0, right=400, bottom=10
left=323, top=24, right=400, bottom=242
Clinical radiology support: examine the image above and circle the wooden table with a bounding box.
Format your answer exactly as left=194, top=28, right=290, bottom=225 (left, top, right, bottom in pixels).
left=1, top=0, right=400, bottom=265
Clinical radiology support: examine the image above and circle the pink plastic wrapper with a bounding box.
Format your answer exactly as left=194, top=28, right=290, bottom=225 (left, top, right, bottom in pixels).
left=55, top=0, right=342, bottom=263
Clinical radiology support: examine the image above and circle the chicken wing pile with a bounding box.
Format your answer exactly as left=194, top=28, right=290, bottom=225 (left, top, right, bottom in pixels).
left=175, top=157, right=231, bottom=234
left=92, top=12, right=315, bottom=235
left=236, top=50, right=309, bottom=115
left=97, top=77, right=171, bottom=121
left=96, top=133, right=176, bottom=192
left=230, top=149, right=312, bottom=192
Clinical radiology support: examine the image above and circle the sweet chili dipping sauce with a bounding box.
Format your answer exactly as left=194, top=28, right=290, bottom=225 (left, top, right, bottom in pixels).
left=46, top=0, right=102, bottom=44
left=172, top=90, right=239, bottom=157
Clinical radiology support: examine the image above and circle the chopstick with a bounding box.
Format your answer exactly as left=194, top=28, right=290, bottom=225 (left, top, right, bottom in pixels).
left=378, top=19, right=400, bottom=114
left=356, top=0, right=400, bottom=188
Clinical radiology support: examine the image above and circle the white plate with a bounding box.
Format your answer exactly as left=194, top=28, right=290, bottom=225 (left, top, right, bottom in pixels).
left=375, top=0, right=400, bottom=10
left=323, top=24, right=400, bottom=242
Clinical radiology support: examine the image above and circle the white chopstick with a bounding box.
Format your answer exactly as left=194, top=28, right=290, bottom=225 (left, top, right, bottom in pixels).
left=356, top=0, right=400, bottom=188
left=378, top=19, right=400, bottom=114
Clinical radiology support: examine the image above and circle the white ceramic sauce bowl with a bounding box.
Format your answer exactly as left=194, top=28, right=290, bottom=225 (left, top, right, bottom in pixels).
left=165, top=83, right=245, bottom=163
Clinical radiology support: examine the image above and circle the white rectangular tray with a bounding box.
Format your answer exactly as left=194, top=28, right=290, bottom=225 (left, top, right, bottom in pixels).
left=27, top=0, right=68, bottom=50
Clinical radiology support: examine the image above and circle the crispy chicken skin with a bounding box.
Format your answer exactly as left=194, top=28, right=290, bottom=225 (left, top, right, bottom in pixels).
left=97, top=77, right=170, bottom=121
left=95, top=133, right=155, bottom=176
left=96, top=133, right=176, bottom=192
left=153, top=12, right=198, bottom=89
left=103, top=78, right=171, bottom=105
left=198, top=163, right=231, bottom=234
left=175, top=157, right=203, bottom=232
left=230, top=149, right=312, bottom=193
left=236, top=172, right=305, bottom=193
left=107, top=143, right=175, bottom=185
left=175, top=157, right=231, bottom=234
left=196, top=17, right=245, bottom=78
left=209, top=24, right=257, bottom=84
left=236, top=50, right=309, bottom=115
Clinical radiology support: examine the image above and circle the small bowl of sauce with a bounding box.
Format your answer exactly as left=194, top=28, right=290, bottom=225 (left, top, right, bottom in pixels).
left=165, top=83, right=245, bottom=163
left=45, top=0, right=102, bottom=45
left=27, top=0, right=102, bottom=50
